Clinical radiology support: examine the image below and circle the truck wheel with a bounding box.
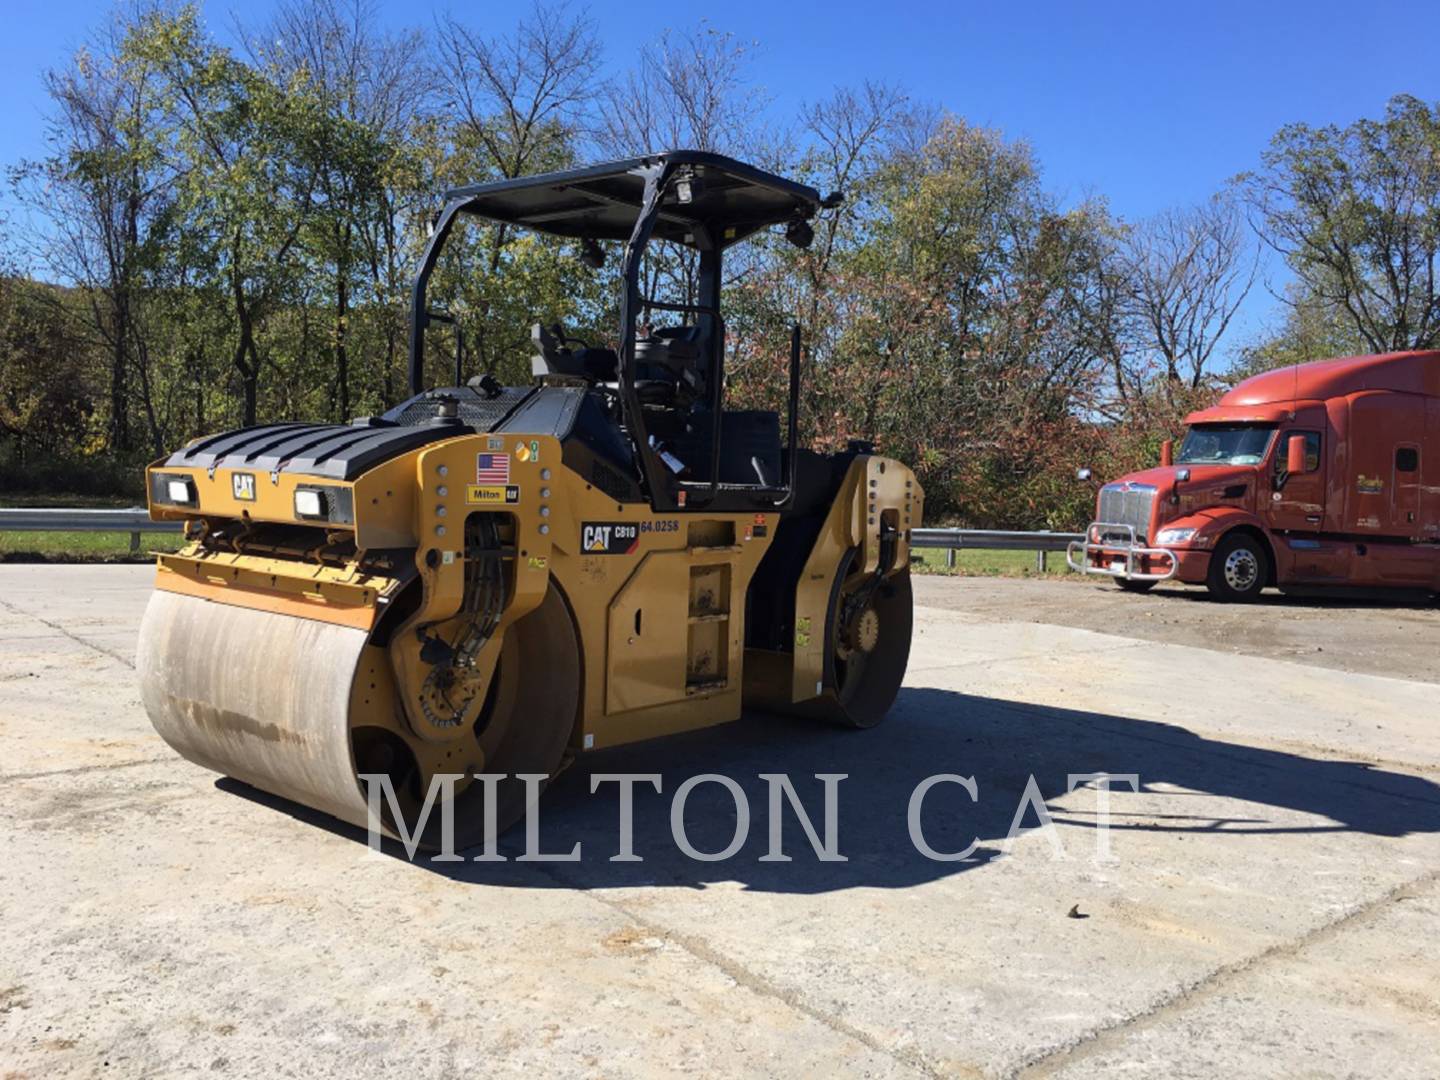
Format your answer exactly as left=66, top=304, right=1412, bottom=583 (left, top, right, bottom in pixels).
left=1115, top=578, right=1157, bottom=594
left=1207, top=533, right=1269, bottom=603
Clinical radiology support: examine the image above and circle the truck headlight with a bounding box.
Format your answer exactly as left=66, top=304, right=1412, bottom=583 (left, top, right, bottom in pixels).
left=1156, top=527, right=1197, bottom=546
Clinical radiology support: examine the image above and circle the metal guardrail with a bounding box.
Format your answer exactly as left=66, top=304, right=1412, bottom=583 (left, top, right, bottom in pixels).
left=910, top=528, right=1085, bottom=572
left=0, top=508, right=176, bottom=532
left=0, top=507, right=181, bottom=553
left=910, top=528, right=1082, bottom=552
left=0, top=509, right=1083, bottom=569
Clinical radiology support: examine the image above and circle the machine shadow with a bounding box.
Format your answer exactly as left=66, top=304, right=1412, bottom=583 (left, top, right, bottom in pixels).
left=224, top=686, right=1440, bottom=894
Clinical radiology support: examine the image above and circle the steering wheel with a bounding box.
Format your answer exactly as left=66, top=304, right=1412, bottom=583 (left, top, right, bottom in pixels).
left=549, top=321, right=593, bottom=351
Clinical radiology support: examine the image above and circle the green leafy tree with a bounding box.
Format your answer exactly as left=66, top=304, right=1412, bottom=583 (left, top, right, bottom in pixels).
left=254, top=0, right=429, bottom=419
left=1240, top=94, right=1440, bottom=353
left=11, top=11, right=175, bottom=455
left=129, top=6, right=322, bottom=426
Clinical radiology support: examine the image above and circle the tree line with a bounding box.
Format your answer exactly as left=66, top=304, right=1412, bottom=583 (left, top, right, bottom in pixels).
left=2, top=1, right=1438, bottom=527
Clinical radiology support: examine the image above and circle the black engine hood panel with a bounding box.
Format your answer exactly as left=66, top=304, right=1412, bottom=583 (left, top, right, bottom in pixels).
left=162, top=384, right=636, bottom=488
left=162, top=421, right=461, bottom=481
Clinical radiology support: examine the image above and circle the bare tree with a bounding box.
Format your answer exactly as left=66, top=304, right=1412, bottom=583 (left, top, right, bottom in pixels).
left=433, top=3, right=600, bottom=372
left=596, top=23, right=765, bottom=158
left=1084, top=225, right=1139, bottom=412
left=436, top=3, right=599, bottom=181
left=255, top=0, right=426, bottom=133
left=798, top=82, right=923, bottom=294
left=594, top=24, right=769, bottom=317
left=1119, top=196, right=1257, bottom=404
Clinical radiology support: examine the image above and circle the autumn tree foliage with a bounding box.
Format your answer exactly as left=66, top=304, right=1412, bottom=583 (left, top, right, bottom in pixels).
left=5, top=2, right=1423, bottom=528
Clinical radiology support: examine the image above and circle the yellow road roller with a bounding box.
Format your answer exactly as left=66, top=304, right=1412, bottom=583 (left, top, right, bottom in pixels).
left=137, top=151, right=923, bottom=848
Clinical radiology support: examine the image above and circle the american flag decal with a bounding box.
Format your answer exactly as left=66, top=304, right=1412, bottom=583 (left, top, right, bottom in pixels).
left=476, top=453, right=510, bottom=484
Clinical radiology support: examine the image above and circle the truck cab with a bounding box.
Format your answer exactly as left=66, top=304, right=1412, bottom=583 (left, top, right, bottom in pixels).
left=1068, top=350, right=1440, bottom=601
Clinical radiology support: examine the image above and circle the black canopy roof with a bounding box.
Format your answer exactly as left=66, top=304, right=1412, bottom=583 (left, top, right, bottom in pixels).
left=444, top=150, right=823, bottom=248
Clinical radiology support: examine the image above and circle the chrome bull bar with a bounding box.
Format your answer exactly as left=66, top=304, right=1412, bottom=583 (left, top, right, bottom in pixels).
left=1065, top=523, right=1178, bottom=582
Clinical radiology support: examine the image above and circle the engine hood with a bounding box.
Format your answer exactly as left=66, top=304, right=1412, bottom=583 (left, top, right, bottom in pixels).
left=1107, top=463, right=1259, bottom=524
left=158, top=420, right=460, bottom=482
left=1112, top=464, right=1257, bottom=491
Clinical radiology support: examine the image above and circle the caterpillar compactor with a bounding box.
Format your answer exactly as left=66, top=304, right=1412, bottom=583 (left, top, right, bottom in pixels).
left=138, top=151, right=922, bottom=847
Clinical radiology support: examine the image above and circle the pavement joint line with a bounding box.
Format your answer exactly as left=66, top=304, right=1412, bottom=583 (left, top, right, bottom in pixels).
left=0, top=755, right=173, bottom=784
left=1011, top=867, right=1440, bottom=1079
left=983, top=697, right=1440, bottom=812
left=907, top=639, right=1149, bottom=675
left=0, top=596, right=136, bottom=670
left=525, top=860, right=947, bottom=1079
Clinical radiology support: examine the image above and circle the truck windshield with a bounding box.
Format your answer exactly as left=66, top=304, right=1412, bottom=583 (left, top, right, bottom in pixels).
left=1177, top=424, right=1275, bottom=466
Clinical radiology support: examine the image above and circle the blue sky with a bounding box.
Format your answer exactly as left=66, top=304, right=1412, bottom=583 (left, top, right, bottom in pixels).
left=4, top=0, right=1439, bottom=350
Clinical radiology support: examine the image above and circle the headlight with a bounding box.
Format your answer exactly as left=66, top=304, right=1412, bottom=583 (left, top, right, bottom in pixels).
left=150, top=472, right=196, bottom=507
left=291, top=484, right=353, bottom=525
left=1155, top=527, right=1197, bottom=546
left=294, top=489, right=327, bottom=519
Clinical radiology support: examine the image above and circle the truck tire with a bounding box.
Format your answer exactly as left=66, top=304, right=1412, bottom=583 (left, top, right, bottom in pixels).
left=1115, top=578, right=1157, bottom=594
left=1207, top=533, right=1269, bottom=603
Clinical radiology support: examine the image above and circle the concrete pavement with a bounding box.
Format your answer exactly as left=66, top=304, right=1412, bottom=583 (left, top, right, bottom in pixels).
left=1, top=566, right=1437, bottom=1078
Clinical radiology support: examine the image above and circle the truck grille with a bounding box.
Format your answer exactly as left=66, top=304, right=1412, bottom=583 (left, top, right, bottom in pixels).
left=1097, top=483, right=1156, bottom=543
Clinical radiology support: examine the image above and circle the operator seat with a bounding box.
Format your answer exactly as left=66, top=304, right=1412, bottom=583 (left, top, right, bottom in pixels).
left=633, top=324, right=707, bottom=408
left=530, top=323, right=618, bottom=382
left=634, top=324, right=782, bottom=486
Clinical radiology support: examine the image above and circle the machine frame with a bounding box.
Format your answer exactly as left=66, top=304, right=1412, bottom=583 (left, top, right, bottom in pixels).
left=408, top=151, right=828, bottom=514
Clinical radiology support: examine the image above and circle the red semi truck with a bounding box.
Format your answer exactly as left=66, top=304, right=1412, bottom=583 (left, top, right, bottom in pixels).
left=1068, top=350, right=1440, bottom=601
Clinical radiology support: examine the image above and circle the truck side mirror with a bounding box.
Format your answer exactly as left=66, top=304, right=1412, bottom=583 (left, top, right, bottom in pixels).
left=1160, top=439, right=1174, bottom=467
left=1286, top=434, right=1308, bottom=476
